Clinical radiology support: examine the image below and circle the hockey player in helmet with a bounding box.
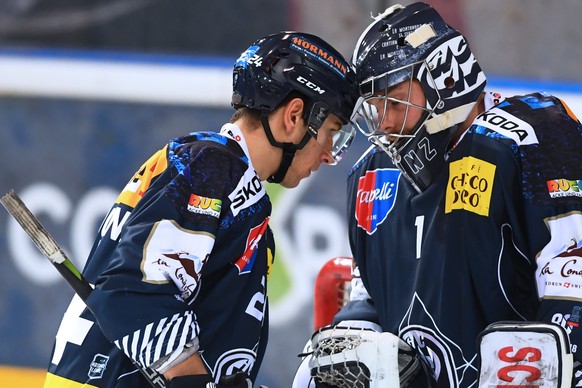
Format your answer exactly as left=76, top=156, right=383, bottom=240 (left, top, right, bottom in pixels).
left=352, top=2, right=486, bottom=192
left=233, top=32, right=359, bottom=185
left=297, top=2, right=582, bottom=387
left=44, top=32, right=358, bottom=388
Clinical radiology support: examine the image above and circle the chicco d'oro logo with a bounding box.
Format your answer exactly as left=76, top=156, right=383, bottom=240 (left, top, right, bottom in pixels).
left=445, top=156, right=495, bottom=216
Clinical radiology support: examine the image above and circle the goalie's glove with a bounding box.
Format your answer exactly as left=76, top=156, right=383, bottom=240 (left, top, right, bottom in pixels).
left=169, top=372, right=258, bottom=388
left=476, top=321, right=574, bottom=388
left=308, top=321, right=433, bottom=387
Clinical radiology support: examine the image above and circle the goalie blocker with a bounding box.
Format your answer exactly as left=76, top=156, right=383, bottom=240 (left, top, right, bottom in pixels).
left=477, top=321, right=573, bottom=388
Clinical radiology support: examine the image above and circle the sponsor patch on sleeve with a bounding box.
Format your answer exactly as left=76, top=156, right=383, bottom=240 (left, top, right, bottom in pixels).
left=445, top=156, right=496, bottom=216
left=535, top=213, right=582, bottom=300
left=473, top=107, right=539, bottom=146
left=547, top=178, right=582, bottom=199
left=187, top=193, right=222, bottom=218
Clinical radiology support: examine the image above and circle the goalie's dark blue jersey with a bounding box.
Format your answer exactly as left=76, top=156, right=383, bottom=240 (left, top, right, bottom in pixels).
left=347, top=92, right=582, bottom=387
left=45, top=124, right=274, bottom=387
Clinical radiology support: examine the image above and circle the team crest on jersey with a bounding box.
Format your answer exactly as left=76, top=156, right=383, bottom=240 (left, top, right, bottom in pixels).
left=234, top=217, right=270, bottom=274
left=212, top=348, right=256, bottom=381
left=355, top=168, right=400, bottom=234
left=88, top=353, right=109, bottom=379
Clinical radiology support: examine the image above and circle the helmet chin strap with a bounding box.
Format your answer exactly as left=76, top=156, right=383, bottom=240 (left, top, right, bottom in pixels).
left=261, top=112, right=312, bottom=184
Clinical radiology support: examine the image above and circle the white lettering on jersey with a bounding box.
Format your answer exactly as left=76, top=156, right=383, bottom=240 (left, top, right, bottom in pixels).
left=245, top=276, right=266, bottom=321
left=100, top=206, right=131, bottom=241
left=229, top=168, right=266, bottom=217
left=51, top=294, right=94, bottom=366
left=473, top=107, right=539, bottom=145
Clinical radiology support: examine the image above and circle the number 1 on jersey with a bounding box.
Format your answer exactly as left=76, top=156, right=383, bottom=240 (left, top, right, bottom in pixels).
left=415, top=215, right=424, bottom=259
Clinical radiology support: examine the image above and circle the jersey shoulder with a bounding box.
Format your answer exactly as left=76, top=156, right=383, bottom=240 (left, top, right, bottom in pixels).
left=469, top=92, right=581, bottom=149
left=468, top=92, right=582, bottom=205
left=166, top=131, right=253, bottom=207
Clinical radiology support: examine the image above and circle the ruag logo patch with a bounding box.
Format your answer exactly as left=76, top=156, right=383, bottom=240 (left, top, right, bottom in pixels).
left=547, top=178, right=582, bottom=198
left=355, top=168, right=400, bottom=234
left=187, top=194, right=222, bottom=218
left=235, top=217, right=270, bottom=274
left=88, top=353, right=109, bottom=380
left=445, top=156, right=495, bottom=216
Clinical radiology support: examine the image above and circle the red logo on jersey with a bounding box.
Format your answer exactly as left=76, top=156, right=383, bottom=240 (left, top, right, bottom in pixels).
left=355, top=168, right=399, bottom=234
left=234, top=217, right=270, bottom=274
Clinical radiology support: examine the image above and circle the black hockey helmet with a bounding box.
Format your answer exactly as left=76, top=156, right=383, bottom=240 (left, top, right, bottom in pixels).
left=232, top=32, right=359, bottom=182
left=352, top=2, right=487, bottom=192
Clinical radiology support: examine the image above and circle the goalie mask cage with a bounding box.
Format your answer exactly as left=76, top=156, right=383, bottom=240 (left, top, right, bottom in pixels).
left=313, top=257, right=354, bottom=330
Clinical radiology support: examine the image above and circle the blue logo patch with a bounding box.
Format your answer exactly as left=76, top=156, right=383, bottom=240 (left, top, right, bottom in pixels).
left=355, top=168, right=400, bottom=234
left=88, top=353, right=109, bottom=380
left=235, top=45, right=260, bottom=68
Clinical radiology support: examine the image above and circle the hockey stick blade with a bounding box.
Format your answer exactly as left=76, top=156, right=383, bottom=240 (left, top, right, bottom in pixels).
left=1, top=190, right=92, bottom=300
left=1, top=190, right=167, bottom=388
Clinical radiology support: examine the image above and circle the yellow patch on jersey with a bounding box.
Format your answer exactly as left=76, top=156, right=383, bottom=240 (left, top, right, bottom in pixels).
left=117, top=146, right=169, bottom=208
left=445, top=156, right=496, bottom=216
left=42, top=371, right=97, bottom=387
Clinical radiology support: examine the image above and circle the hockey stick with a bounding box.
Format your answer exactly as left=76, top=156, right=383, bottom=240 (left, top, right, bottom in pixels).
left=0, top=189, right=167, bottom=388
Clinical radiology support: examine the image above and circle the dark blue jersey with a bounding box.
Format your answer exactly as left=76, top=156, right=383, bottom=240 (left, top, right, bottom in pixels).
left=346, top=92, right=582, bottom=387
left=45, top=124, right=274, bottom=387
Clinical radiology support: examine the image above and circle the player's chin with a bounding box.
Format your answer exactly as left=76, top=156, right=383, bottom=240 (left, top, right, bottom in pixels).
left=280, top=179, right=300, bottom=189
left=280, top=173, right=306, bottom=188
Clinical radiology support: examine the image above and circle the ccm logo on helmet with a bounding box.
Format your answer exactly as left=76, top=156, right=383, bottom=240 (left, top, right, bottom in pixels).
left=297, top=76, right=325, bottom=95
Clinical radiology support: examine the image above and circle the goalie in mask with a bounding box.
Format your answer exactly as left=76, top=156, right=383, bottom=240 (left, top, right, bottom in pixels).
left=293, top=2, right=582, bottom=387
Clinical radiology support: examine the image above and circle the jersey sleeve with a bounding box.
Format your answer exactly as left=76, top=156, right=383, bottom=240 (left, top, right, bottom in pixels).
left=452, top=93, right=582, bottom=363
left=84, top=137, right=246, bottom=373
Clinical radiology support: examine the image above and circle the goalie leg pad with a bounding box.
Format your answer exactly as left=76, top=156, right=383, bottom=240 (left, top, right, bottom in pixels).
left=477, top=321, right=573, bottom=388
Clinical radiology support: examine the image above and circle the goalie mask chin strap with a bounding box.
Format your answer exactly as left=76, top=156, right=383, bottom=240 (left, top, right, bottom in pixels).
left=261, top=111, right=311, bottom=184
